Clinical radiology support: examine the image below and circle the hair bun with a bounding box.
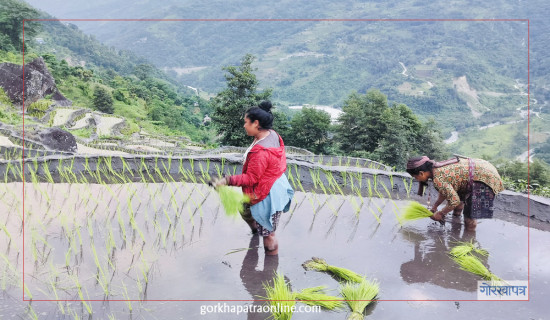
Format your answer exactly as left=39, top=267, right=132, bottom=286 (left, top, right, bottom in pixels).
left=258, top=100, right=273, bottom=113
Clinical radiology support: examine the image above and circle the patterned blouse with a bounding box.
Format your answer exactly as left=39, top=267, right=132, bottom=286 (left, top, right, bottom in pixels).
left=432, top=158, right=504, bottom=207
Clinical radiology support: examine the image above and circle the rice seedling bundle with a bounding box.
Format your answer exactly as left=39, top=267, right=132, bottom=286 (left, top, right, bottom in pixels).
left=340, top=279, right=379, bottom=320
left=216, top=186, right=249, bottom=218
left=450, top=241, right=489, bottom=258
left=293, top=286, right=344, bottom=310
left=263, top=273, right=296, bottom=320
left=397, top=201, right=433, bottom=224
left=302, top=257, right=363, bottom=283
left=451, top=254, right=501, bottom=282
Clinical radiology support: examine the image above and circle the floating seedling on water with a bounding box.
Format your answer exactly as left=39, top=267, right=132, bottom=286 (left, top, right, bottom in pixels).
left=340, top=279, right=379, bottom=320
left=449, top=240, right=489, bottom=258
left=293, top=285, right=344, bottom=310
left=302, top=257, right=363, bottom=283
left=262, top=272, right=296, bottom=320
left=451, top=254, right=501, bottom=282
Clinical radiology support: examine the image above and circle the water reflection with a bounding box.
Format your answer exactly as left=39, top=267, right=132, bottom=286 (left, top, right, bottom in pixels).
left=399, top=217, right=488, bottom=292
left=240, top=235, right=283, bottom=320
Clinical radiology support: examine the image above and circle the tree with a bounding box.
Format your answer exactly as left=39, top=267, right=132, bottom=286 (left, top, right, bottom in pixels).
left=211, top=54, right=272, bottom=147
left=415, top=118, right=449, bottom=161
left=336, top=90, right=448, bottom=169
left=289, top=107, right=332, bottom=154
left=272, top=111, right=292, bottom=144
left=373, top=107, right=413, bottom=169
left=0, top=0, right=41, bottom=51
left=336, top=90, right=388, bottom=154
left=93, top=86, right=114, bottom=114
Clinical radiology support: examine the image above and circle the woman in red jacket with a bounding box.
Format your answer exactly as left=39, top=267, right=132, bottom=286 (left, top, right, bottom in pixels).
left=213, top=101, right=294, bottom=255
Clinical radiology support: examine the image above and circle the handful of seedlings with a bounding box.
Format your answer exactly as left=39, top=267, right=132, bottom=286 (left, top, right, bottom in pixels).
left=263, top=273, right=296, bottom=320
left=302, top=257, right=363, bottom=283
left=216, top=186, right=250, bottom=218
left=293, top=286, right=344, bottom=310
left=449, top=240, right=489, bottom=258
left=263, top=274, right=343, bottom=320
left=449, top=241, right=500, bottom=282
left=302, top=257, right=379, bottom=319
left=340, top=279, right=379, bottom=320
left=397, top=201, right=433, bottom=225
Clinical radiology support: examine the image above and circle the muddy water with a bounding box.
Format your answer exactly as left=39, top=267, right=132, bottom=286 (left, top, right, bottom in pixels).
left=0, top=182, right=547, bottom=319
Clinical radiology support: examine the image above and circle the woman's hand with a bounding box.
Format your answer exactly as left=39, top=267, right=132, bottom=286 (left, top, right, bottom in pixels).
left=209, top=176, right=229, bottom=188
left=430, top=211, right=445, bottom=221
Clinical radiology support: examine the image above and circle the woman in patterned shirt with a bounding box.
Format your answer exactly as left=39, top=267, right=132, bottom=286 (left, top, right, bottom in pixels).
left=406, top=156, right=504, bottom=230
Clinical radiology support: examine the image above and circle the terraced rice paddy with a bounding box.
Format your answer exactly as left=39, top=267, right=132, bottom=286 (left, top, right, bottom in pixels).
left=0, top=157, right=547, bottom=319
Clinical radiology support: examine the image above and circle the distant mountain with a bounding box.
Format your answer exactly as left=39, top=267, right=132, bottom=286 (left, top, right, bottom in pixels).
left=22, top=0, right=550, bottom=161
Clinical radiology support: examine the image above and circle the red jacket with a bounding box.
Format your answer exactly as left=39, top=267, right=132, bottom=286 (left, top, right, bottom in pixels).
left=228, top=133, right=287, bottom=205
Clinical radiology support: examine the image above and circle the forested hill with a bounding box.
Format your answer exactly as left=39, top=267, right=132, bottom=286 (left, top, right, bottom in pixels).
left=22, top=0, right=548, bottom=107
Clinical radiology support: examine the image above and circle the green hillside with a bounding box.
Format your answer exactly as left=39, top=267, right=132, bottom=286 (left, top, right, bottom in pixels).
left=1, top=0, right=214, bottom=143
left=22, top=0, right=550, bottom=162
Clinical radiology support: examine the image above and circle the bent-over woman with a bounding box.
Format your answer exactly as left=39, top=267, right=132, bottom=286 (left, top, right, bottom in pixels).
left=406, top=156, right=504, bottom=230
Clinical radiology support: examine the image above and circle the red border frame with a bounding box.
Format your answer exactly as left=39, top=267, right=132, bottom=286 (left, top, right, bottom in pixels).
left=21, top=18, right=530, bottom=303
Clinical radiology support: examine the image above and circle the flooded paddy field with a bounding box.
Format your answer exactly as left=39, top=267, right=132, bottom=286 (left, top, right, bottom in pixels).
left=0, top=180, right=548, bottom=319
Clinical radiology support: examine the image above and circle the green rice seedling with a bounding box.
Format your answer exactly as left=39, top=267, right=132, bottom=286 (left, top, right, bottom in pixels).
left=286, top=165, right=297, bottom=190
left=309, top=168, right=319, bottom=190
left=367, top=206, right=381, bottom=224
left=0, top=220, right=12, bottom=240
left=120, top=156, right=132, bottom=174
left=24, top=283, right=33, bottom=299
left=449, top=245, right=474, bottom=258
left=451, top=254, right=501, bottom=282
left=142, top=158, right=156, bottom=183
left=216, top=186, right=250, bottom=218
left=116, top=207, right=127, bottom=243
left=380, top=180, right=392, bottom=200
left=162, top=159, right=172, bottom=179
left=78, top=172, right=89, bottom=184
left=49, top=280, right=65, bottom=314
left=397, top=201, right=433, bottom=225
left=121, top=280, right=133, bottom=312
left=341, top=170, right=347, bottom=186
left=163, top=208, right=173, bottom=226
left=402, top=177, right=413, bottom=197
left=130, top=215, right=146, bottom=243
left=293, top=286, right=344, bottom=310
left=87, top=217, right=94, bottom=239
left=340, top=279, right=379, bottom=320
left=91, top=243, right=110, bottom=296
left=4, top=162, right=11, bottom=183
left=154, top=167, right=169, bottom=184
left=214, top=163, right=223, bottom=179
left=73, top=275, right=93, bottom=314
left=302, top=257, right=363, bottom=283
left=139, top=251, right=150, bottom=284
left=26, top=304, right=39, bottom=320
left=450, top=240, right=489, bottom=258
left=263, top=272, right=296, bottom=320
left=351, top=184, right=363, bottom=204
left=326, top=171, right=344, bottom=196
left=292, top=165, right=306, bottom=193
left=380, top=180, right=400, bottom=220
